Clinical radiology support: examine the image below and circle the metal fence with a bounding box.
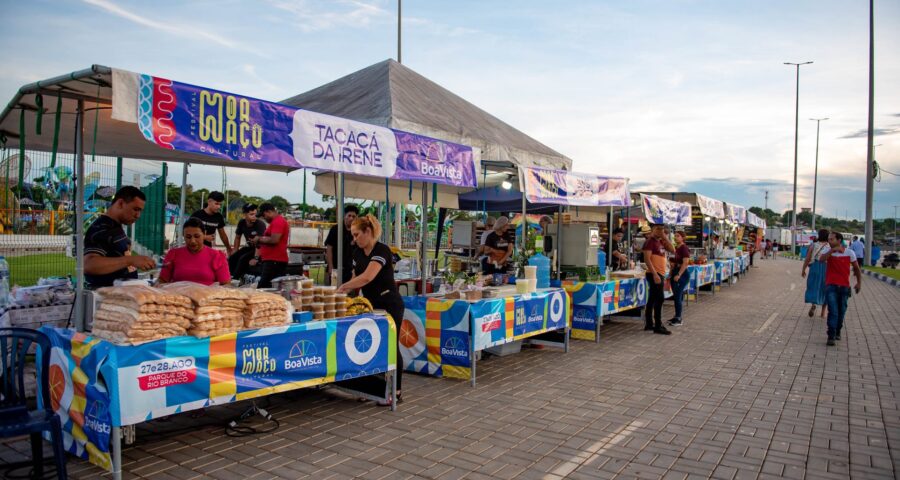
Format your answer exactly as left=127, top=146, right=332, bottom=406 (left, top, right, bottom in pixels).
left=0, top=147, right=166, bottom=286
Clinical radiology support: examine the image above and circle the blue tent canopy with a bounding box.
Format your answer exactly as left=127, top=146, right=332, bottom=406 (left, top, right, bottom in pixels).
left=456, top=187, right=560, bottom=214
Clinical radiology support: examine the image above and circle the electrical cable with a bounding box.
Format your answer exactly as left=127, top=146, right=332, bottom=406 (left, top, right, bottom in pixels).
left=224, top=401, right=280, bottom=437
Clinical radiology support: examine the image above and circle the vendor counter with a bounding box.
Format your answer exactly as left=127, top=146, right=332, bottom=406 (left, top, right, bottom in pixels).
left=39, top=314, right=397, bottom=479
left=687, top=263, right=716, bottom=300
left=402, top=288, right=570, bottom=387
left=562, top=276, right=671, bottom=342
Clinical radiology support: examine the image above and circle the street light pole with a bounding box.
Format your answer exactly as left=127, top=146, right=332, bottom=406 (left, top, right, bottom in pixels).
left=864, top=0, right=875, bottom=266
left=810, top=117, right=828, bottom=231
left=785, top=61, right=813, bottom=255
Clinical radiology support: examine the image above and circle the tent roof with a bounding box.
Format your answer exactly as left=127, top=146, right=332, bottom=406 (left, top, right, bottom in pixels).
left=456, top=187, right=559, bottom=214
left=282, top=59, right=572, bottom=171
left=0, top=65, right=297, bottom=173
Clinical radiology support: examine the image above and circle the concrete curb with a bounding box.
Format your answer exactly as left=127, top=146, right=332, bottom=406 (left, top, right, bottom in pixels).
left=862, top=269, right=900, bottom=288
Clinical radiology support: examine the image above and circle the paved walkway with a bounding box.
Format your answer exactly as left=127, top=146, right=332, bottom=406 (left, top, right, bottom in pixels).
left=3, top=259, right=899, bottom=479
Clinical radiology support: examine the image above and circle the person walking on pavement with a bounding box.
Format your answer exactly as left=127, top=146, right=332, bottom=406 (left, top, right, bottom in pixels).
left=668, top=231, right=691, bottom=327
left=819, top=232, right=862, bottom=346
left=801, top=229, right=830, bottom=318
left=849, top=236, right=865, bottom=260
left=643, top=223, right=674, bottom=335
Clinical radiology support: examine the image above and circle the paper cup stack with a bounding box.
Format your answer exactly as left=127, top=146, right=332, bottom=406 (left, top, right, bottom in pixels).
left=523, top=266, right=538, bottom=293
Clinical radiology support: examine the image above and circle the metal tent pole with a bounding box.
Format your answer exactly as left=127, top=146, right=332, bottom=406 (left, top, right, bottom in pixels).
left=177, top=163, right=189, bottom=246
left=74, top=99, right=86, bottom=332
left=556, top=205, right=562, bottom=279
left=420, top=183, right=427, bottom=295
left=336, top=173, right=345, bottom=286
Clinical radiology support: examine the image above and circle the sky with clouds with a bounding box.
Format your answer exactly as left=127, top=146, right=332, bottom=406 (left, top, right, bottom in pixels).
left=2, top=0, right=898, bottom=220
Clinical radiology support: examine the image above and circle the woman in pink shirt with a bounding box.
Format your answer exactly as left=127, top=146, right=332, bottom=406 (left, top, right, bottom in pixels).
left=158, top=218, right=231, bottom=286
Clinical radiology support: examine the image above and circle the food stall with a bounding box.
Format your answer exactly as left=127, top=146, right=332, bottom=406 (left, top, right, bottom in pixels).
left=0, top=65, right=483, bottom=478
left=41, top=313, right=396, bottom=472
left=401, top=167, right=629, bottom=384
left=563, top=193, right=689, bottom=342
left=724, top=203, right=751, bottom=277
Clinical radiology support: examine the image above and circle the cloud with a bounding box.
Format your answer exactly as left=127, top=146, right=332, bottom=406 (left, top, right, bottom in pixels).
left=838, top=127, right=900, bottom=139
left=82, top=0, right=268, bottom=58
left=265, top=0, right=390, bottom=32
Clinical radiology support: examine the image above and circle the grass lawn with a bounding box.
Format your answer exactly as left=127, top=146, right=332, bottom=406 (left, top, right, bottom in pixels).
left=864, top=266, right=900, bottom=281
left=7, top=253, right=75, bottom=287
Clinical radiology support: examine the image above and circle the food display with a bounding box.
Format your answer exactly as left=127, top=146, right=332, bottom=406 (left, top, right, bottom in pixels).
left=345, top=296, right=374, bottom=315
left=244, top=290, right=290, bottom=329
left=92, top=285, right=193, bottom=344
left=159, top=282, right=248, bottom=338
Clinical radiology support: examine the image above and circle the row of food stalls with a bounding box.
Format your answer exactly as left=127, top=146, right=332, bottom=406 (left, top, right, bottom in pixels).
left=0, top=61, right=758, bottom=478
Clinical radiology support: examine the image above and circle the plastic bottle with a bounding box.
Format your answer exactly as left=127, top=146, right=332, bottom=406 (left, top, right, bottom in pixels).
left=0, top=256, right=10, bottom=307
left=528, top=252, right=551, bottom=289
left=597, top=250, right=607, bottom=278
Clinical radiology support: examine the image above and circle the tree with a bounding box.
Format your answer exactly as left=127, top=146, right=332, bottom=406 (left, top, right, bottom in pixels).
left=268, top=195, right=290, bottom=212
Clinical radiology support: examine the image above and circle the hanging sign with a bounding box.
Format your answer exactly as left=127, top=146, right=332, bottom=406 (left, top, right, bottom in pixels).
left=521, top=167, right=630, bottom=207
left=726, top=203, right=747, bottom=224
left=640, top=194, right=692, bottom=226
left=112, top=69, right=477, bottom=187
left=696, top=194, right=725, bottom=219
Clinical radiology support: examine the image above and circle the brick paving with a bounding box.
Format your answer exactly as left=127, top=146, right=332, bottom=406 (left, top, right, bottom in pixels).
left=3, top=258, right=899, bottom=479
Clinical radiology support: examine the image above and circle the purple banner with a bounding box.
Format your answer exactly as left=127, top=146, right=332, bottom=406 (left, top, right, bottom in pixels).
left=130, top=72, right=476, bottom=187
left=522, top=167, right=630, bottom=207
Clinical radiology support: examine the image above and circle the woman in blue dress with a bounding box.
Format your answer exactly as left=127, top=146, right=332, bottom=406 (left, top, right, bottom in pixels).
left=801, top=229, right=830, bottom=317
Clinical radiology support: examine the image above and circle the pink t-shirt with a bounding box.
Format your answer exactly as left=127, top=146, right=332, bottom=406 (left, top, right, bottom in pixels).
left=159, top=246, right=230, bottom=286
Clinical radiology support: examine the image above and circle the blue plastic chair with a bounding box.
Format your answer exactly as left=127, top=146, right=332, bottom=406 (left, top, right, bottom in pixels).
left=0, top=327, right=67, bottom=479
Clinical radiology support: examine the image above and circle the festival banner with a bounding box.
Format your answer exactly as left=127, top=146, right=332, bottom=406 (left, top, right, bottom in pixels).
left=696, top=194, right=725, bottom=219
left=714, top=259, right=734, bottom=286
left=563, top=282, right=601, bottom=340
left=113, top=69, right=477, bottom=187
left=400, top=296, right=471, bottom=379
left=688, top=264, right=716, bottom=297
left=641, top=194, right=692, bottom=226
left=521, top=167, right=630, bottom=207
left=40, top=315, right=396, bottom=471
left=726, top=203, right=747, bottom=224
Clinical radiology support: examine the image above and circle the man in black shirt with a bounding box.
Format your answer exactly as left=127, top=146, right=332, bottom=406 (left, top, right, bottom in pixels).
left=325, top=204, right=359, bottom=285
left=607, top=228, right=628, bottom=271
left=483, top=216, right=513, bottom=274
left=190, top=191, right=232, bottom=254
left=84, top=186, right=156, bottom=288
left=229, top=203, right=267, bottom=279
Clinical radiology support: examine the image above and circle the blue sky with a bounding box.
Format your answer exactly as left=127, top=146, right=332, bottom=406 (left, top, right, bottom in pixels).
left=2, top=0, right=898, bottom=219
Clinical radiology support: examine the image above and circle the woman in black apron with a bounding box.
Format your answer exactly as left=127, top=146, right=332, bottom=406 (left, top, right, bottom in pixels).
left=337, top=214, right=404, bottom=405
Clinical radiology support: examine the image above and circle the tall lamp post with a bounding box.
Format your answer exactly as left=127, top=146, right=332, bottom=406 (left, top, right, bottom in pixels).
left=810, top=117, right=828, bottom=231
left=785, top=61, right=813, bottom=254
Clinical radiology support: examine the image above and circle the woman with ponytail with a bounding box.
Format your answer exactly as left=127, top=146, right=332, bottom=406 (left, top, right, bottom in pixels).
left=337, top=214, right=405, bottom=405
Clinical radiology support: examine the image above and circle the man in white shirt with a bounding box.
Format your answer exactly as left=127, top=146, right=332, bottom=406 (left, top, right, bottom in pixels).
left=849, top=236, right=865, bottom=261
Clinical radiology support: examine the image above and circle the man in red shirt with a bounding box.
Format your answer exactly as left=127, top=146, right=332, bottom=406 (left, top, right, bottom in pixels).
left=819, top=232, right=862, bottom=346
left=255, top=203, right=290, bottom=288
left=642, top=224, right=675, bottom=335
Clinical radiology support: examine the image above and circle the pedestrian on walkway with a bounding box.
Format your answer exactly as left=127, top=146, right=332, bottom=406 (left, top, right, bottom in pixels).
left=643, top=223, right=674, bottom=335
left=801, top=229, right=830, bottom=318
left=819, top=232, right=862, bottom=346
left=772, top=241, right=779, bottom=260
left=850, top=236, right=865, bottom=260
left=668, top=230, right=691, bottom=327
